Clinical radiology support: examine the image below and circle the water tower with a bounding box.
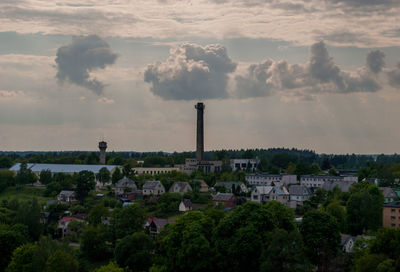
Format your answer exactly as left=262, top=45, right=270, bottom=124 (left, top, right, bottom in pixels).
left=98, top=141, right=107, bottom=164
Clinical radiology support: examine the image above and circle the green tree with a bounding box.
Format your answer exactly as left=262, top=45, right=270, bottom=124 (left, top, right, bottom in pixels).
left=96, top=167, right=111, bottom=186
left=15, top=163, right=37, bottom=185
left=75, top=170, right=95, bottom=201
left=14, top=198, right=42, bottom=240
left=6, top=243, right=37, bottom=272
left=39, top=170, right=52, bottom=185
left=156, top=193, right=182, bottom=216
left=325, top=201, right=347, bottom=232
left=346, top=182, right=384, bottom=235
left=260, top=229, right=310, bottom=272
left=0, top=228, right=27, bottom=271
left=300, top=210, right=340, bottom=272
left=112, top=168, right=123, bottom=184
left=81, top=225, right=112, bottom=261
left=113, top=204, right=146, bottom=239
left=95, top=262, right=123, bottom=272
left=44, top=250, right=78, bottom=272
left=0, top=170, right=15, bottom=192
left=115, top=232, right=154, bottom=272
left=87, top=204, right=108, bottom=226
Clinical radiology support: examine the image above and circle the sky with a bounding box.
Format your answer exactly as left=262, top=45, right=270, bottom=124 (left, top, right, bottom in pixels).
left=1, top=0, right=400, bottom=154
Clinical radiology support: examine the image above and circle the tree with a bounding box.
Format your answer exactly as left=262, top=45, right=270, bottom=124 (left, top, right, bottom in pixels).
left=325, top=201, right=347, bottom=232
left=95, top=262, right=123, bottom=272
left=14, top=198, right=42, bottom=240
left=115, top=232, right=154, bottom=272
left=260, top=229, right=310, bottom=272
left=75, top=170, right=95, bottom=201
left=15, top=162, right=37, bottom=185
left=96, top=167, right=111, bottom=186
left=0, top=229, right=27, bottom=271
left=0, top=170, right=15, bottom=192
left=44, top=250, right=78, bottom=272
left=122, top=163, right=134, bottom=178
left=81, top=225, right=112, bottom=261
left=113, top=204, right=146, bottom=239
left=39, top=170, right=52, bottom=185
left=87, top=204, right=108, bottom=226
left=6, top=243, right=37, bottom=272
left=346, top=183, right=384, bottom=235
left=112, top=168, right=123, bottom=184
left=300, top=210, right=340, bottom=272
left=156, top=193, right=182, bottom=216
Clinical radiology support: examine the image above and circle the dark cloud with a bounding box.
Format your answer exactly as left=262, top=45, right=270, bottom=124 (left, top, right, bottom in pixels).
left=387, top=63, right=400, bottom=88
left=234, top=41, right=381, bottom=99
left=366, top=50, right=385, bottom=74
left=326, top=0, right=395, bottom=7
left=144, top=43, right=237, bottom=100
left=55, top=35, right=118, bottom=94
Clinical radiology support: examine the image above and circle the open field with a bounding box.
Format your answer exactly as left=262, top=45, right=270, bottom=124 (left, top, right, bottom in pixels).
left=0, top=185, right=52, bottom=204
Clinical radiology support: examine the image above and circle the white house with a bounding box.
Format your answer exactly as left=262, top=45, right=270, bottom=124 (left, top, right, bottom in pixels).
left=179, top=199, right=193, bottom=212
left=169, top=182, right=192, bottom=194
left=115, top=177, right=137, bottom=196
left=251, top=186, right=289, bottom=205
left=142, top=180, right=165, bottom=196
left=58, top=190, right=76, bottom=203
left=289, top=185, right=312, bottom=202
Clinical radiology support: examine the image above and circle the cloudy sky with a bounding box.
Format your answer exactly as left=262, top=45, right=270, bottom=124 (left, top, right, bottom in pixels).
left=1, top=0, right=400, bottom=154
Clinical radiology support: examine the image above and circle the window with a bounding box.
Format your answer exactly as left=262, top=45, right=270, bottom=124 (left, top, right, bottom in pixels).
left=392, top=224, right=396, bottom=227
left=391, top=216, right=396, bottom=220
left=392, top=209, right=396, bottom=213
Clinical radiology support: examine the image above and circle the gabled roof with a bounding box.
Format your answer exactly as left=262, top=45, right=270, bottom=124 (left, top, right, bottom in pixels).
left=253, top=186, right=273, bottom=195
left=169, top=182, right=192, bottom=193
left=289, top=185, right=311, bottom=196
left=271, top=186, right=289, bottom=195
left=380, top=187, right=397, bottom=198
left=147, top=217, right=176, bottom=231
left=116, top=177, right=136, bottom=188
left=212, top=193, right=235, bottom=201
left=143, top=180, right=163, bottom=190
left=59, top=190, right=75, bottom=196
left=10, top=163, right=118, bottom=174
left=59, top=217, right=77, bottom=223
left=181, top=199, right=193, bottom=208
left=383, top=201, right=400, bottom=208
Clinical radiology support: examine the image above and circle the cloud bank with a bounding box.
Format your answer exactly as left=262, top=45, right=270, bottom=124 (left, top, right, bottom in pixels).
left=144, top=43, right=237, bottom=100
left=55, top=35, right=118, bottom=94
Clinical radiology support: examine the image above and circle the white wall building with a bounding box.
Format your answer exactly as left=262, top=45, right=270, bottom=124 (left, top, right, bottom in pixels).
left=300, top=175, right=358, bottom=192
left=246, top=173, right=297, bottom=186
left=133, top=167, right=180, bottom=175
left=230, top=159, right=260, bottom=172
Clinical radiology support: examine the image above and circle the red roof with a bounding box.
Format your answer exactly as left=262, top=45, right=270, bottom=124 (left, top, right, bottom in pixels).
left=59, top=217, right=77, bottom=223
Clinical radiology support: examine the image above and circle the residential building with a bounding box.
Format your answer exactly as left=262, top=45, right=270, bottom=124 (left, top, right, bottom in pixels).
left=300, top=175, right=357, bottom=192
left=230, top=159, right=260, bottom=172
left=194, top=179, right=209, bottom=193
left=246, top=173, right=297, bottom=186
left=214, top=181, right=248, bottom=194
left=179, top=199, right=193, bottom=212
left=146, top=217, right=176, bottom=238
left=58, top=190, right=76, bottom=203
left=251, top=186, right=289, bottom=205
left=380, top=187, right=398, bottom=203
left=212, top=193, right=237, bottom=208
left=383, top=201, right=400, bottom=228
left=289, top=185, right=311, bottom=203
left=169, top=182, right=192, bottom=194
left=115, top=177, right=137, bottom=196
left=57, top=217, right=81, bottom=237
left=133, top=167, right=180, bottom=175
left=142, top=180, right=165, bottom=196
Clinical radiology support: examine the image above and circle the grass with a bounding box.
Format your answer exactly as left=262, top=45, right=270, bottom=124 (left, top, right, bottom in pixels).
left=0, top=185, right=52, bottom=204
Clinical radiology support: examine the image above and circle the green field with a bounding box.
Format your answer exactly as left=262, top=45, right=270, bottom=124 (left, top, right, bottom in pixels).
left=0, top=185, right=52, bottom=204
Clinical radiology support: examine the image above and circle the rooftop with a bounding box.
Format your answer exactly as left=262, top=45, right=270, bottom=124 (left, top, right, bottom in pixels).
left=10, top=163, right=118, bottom=174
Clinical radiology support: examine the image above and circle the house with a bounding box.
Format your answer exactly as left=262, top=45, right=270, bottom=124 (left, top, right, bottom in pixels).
left=383, top=201, right=400, bottom=228
left=57, top=216, right=80, bottom=237
left=289, top=185, right=312, bottom=203
left=121, top=190, right=143, bottom=201
left=198, top=180, right=209, bottom=193
left=179, top=199, right=193, bottom=212
left=214, top=181, right=248, bottom=194
left=341, top=235, right=356, bottom=253
left=246, top=173, right=297, bottom=186
left=115, top=177, right=137, bottom=196
left=230, top=159, right=260, bottom=172
left=146, top=217, right=176, bottom=238
left=251, top=186, right=289, bottom=205
left=212, top=193, right=237, bottom=208
left=58, top=190, right=76, bottom=203
left=380, top=187, right=398, bottom=203
left=143, top=180, right=165, bottom=196
left=169, top=182, right=192, bottom=194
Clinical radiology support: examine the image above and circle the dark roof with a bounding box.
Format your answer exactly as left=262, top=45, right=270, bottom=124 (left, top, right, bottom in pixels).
left=148, top=217, right=176, bottom=231
left=380, top=187, right=397, bottom=198
left=59, top=190, right=75, bottom=196
left=143, top=180, right=163, bottom=190
left=116, top=177, right=136, bottom=188
left=212, top=193, right=235, bottom=201
left=182, top=199, right=193, bottom=208
left=383, top=201, right=400, bottom=208
left=289, top=185, right=311, bottom=196
left=169, top=182, right=192, bottom=193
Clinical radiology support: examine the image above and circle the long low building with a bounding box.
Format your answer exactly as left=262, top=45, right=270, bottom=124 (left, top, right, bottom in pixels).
left=300, top=175, right=358, bottom=192
left=246, top=173, right=297, bottom=186
left=133, top=167, right=180, bottom=175
left=10, top=163, right=119, bottom=175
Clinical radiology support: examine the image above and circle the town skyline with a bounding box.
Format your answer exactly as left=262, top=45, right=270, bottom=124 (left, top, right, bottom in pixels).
left=1, top=1, right=400, bottom=153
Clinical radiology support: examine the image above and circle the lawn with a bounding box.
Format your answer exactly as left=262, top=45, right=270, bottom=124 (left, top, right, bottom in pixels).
left=0, top=185, right=52, bottom=204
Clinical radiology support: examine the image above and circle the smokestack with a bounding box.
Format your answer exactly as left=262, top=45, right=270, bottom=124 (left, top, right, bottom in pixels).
left=98, top=141, right=107, bottom=164
left=195, top=102, right=205, bottom=161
